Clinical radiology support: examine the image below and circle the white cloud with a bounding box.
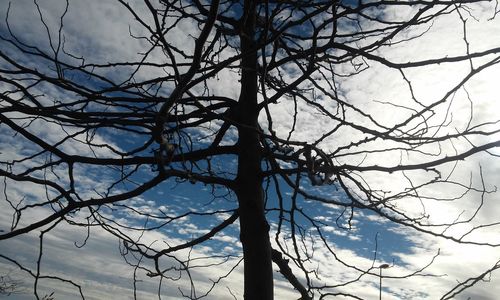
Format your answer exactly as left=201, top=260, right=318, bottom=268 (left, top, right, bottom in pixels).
left=2, top=1, right=500, bottom=300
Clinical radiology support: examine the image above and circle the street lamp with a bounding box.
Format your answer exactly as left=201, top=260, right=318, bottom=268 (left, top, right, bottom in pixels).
left=379, top=263, right=390, bottom=300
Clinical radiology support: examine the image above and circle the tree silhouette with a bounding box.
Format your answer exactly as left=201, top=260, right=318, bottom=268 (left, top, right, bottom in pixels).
left=0, top=272, right=23, bottom=296
left=1, top=0, right=500, bottom=299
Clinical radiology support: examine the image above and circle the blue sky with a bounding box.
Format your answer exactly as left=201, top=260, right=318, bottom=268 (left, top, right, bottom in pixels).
left=2, top=1, right=500, bottom=299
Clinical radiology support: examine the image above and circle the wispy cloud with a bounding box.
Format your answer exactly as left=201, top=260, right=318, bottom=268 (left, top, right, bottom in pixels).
left=1, top=1, right=500, bottom=300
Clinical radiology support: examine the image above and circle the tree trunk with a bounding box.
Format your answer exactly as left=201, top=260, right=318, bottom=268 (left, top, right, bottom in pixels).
left=235, top=1, right=274, bottom=299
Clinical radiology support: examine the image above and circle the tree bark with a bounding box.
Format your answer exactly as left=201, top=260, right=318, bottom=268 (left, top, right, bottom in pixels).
left=235, top=1, right=274, bottom=299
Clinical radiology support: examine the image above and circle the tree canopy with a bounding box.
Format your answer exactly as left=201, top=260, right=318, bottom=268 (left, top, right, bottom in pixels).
left=1, top=0, right=500, bottom=299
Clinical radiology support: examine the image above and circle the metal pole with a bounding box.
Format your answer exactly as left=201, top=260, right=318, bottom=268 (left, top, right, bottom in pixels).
left=378, top=263, right=389, bottom=300
left=379, top=267, right=382, bottom=300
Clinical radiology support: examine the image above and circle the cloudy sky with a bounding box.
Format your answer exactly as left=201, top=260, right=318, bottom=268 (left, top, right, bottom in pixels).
left=1, top=0, right=500, bottom=299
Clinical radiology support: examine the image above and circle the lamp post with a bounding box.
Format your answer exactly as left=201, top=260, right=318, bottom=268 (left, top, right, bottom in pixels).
left=379, top=263, right=390, bottom=300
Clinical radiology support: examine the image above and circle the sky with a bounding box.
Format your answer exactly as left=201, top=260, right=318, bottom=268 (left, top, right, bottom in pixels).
left=1, top=0, right=500, bottom=299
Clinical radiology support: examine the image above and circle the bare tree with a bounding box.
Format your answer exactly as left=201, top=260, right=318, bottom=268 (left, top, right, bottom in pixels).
left=1, top=0, right=500, bottom=299
left=0, top=272, right=23, bottom=296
